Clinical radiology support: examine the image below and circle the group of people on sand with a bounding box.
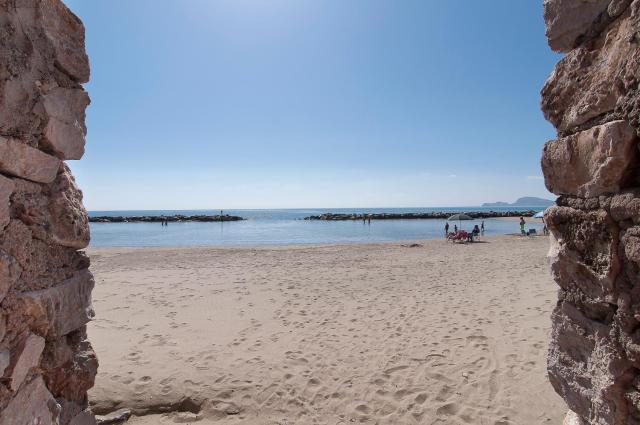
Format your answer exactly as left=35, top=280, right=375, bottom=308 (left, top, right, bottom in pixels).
left=444, top=215, right=548, bottom=240
left=444, top=221, right=484, bottom=238
left=520, top=216, right=549, bottom=236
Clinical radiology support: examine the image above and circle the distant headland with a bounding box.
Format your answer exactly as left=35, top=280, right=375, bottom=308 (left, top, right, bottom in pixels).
left=481, top=197, right=554, bottom=208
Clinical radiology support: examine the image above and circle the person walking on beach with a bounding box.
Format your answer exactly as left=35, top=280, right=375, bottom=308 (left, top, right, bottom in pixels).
left=454, top=224, right=458, bottom=233
left=519, top=216, right=526, bottom=236
left=445, top=222, right=450, bottom=236
left=367, top=215, right=371, bottom=225
left=481, top=221, right=485, bottom=235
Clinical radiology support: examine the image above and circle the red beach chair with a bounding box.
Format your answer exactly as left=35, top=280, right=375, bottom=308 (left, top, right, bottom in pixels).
left=446, top=230, right=469, bottom=243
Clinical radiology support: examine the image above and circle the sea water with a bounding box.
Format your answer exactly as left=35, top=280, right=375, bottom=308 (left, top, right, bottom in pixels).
left=88, top=207, right=546, bottom=247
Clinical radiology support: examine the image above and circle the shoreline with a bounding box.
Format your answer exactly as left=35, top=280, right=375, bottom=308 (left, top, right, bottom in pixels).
left=86, top=233, right=548, bottom=251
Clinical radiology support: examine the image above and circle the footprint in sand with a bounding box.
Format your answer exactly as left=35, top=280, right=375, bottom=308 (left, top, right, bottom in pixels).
left=414, top=393, right=428, bottom=404
left=355, top=404, right=371, bottom=415
left=383, top=365, right=409, bottom=374
left=436, top=402, right=460, bottom=416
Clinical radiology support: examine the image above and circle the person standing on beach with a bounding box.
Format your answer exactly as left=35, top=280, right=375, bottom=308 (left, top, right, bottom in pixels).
left=454, top=224, right=458, bottom=233
left=519, top=217, right=526, bottom=236
left=445, top=222, right=450, bottom=236
left=367, top=215, right=371, bottom=225
left=481, top=221, right=485, bottom=235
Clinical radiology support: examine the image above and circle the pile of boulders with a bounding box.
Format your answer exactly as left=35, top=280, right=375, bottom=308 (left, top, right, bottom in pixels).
left=89, top=214, right=244, bottom=223
left=304, top=211, right=537, bottom=220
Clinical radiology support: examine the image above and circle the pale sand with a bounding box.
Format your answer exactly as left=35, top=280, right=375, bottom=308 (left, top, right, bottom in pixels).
left=87, top=236, right=565, bottom=425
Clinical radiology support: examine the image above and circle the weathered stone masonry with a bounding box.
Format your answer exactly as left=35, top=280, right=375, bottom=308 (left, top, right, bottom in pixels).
left=542, top=1, right=640, bottom=424
left=0, top=1, right=96, bottom=424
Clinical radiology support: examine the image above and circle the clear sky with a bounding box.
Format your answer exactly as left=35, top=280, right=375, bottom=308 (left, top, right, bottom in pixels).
left=65, top=0, right=560, bottom=210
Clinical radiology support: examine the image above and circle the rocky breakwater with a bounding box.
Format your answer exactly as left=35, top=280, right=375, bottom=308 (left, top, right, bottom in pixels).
left=0, top=1, right=97, bottom=425
left=304, top=211, right=537, bottom=220
left=89, top=214, right=245, bottom=223
left=542, top=1, right=640, bottom=424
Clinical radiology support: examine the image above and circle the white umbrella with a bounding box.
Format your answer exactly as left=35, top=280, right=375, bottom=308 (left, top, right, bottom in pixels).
left=448, top=214, right=473, bottom=229
left=533, top=211, right=545, bottom=218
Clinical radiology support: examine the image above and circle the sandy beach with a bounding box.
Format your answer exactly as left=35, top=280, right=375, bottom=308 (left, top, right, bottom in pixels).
left=87, top=235, right=565, bottom=424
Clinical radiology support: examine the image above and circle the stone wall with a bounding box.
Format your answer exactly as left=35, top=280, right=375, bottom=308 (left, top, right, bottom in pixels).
left=542, top=1, right=640, bottom=424
left=0, top=1, right=96, bottom=424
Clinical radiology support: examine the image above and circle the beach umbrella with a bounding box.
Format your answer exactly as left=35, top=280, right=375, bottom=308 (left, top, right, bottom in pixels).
left=448, top=213, right=473, bottom=229
left=448, top=214, right=473, bottom=221
left=533, top=210, right=545, bottom=218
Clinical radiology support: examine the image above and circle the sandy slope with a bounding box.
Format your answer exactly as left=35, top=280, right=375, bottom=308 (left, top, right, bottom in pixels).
left=87, top=236, right=565, bottom=424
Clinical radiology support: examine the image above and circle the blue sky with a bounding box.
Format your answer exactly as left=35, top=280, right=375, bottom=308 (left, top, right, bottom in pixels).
left=65, top=0, right=560, bottom=210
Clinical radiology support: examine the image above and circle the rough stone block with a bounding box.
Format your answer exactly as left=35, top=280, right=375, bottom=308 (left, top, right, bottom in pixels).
left=610, top=190, right=640, bottom=222
left=70, top=409, right=97, bottom=425
left=548, top=301, right=634, bottom=424
left=544, top=0, right=612, bottom=52
left=0, top=250, right=21, bottom=304
left=0, top=349, right=9, bottom=376
left=0, top=376, right=61, bottom=425
left=5, top=332, right=45, bottom=391
left=546, top=206, right=620, bottom=302
left=42, top=330, right=98, bottom=402
left=39, top=0, right=91, bottom=83
left=47, top=166, right=91, bottom=248
left=58, top=398, right=91, bottom=425
left=0, top=175, right=14, bottom=231
left=11, top=165, right=90, bottom=249
left=0, top=220, right=89, bottom=293
left=541, top=5, right=640, bottom=132
left=622, top=227, right=640, bottom=264
left=0, top=137, right=61, bottom=184
left=542, top=121, right=637, bottom=197
left=41, top=87, right=90, bottom=160
left=619, top=227, right=640, bottom=297
left=18, top=269, right=95, bottom=340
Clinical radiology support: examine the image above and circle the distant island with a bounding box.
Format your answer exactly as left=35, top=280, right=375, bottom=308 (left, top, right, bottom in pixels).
left=482, top=196, right=554, bottom=208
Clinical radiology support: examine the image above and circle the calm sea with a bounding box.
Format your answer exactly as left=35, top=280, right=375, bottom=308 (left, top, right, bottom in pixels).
left=88, top=207, right=546, bottom=248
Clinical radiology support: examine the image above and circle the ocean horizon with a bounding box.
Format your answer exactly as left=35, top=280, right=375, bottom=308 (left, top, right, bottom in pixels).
left=88, top=207, right=547, bottom=247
